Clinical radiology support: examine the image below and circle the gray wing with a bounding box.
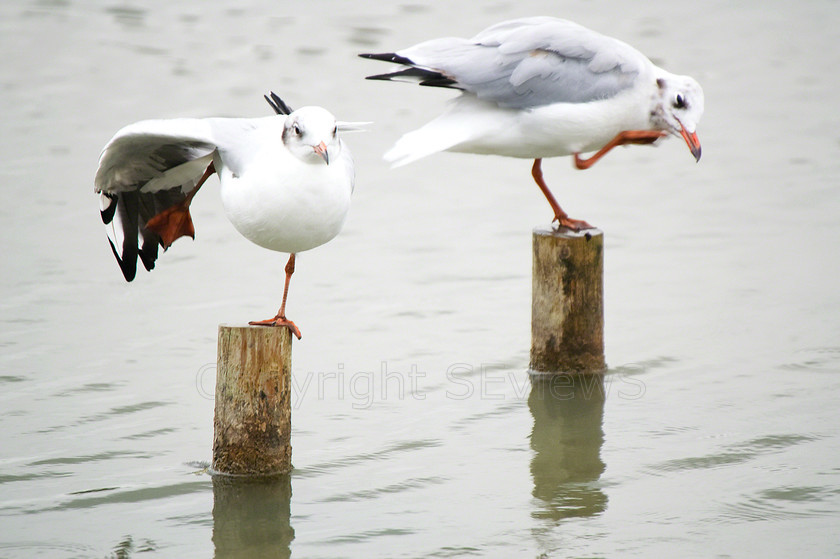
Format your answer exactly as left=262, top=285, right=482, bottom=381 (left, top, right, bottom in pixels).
left=363, top=17, right=646, bottom=109
left=94, top=118, right=218, bottom=281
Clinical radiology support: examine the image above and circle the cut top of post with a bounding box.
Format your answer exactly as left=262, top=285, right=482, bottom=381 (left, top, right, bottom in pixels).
left=531, top=225, right=603, bottom=240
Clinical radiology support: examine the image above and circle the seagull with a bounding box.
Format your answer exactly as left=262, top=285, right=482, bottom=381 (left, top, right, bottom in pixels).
left=360, top=16, right=704, bottom=230
left=94, top=93, right=364, bottom=339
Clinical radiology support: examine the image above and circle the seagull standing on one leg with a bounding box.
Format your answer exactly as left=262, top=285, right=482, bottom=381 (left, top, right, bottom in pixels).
left=95, top=93, right=365, bottom=339
left=361, top=17, right=704, bottom=230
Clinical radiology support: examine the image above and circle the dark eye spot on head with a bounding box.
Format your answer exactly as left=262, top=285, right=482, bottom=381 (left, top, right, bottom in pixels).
left=673, top=94, right=686, bottom=109
left=293, top=124, right=301, bottom=135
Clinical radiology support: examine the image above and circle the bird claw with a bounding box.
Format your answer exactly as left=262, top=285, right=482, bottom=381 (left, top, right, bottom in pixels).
left=553, top=216, right=595, bottom=232
left=248, top=316, right=302, bottom=339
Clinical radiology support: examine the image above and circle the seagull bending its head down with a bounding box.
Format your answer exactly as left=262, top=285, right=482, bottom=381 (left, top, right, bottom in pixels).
left=361, top=16, right=704, bottom=230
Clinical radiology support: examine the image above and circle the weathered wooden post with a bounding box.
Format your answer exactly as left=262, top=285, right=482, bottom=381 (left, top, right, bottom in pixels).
left=529, top=226, right=606, bottom=376
left=213, top=325, right=293, bottom=475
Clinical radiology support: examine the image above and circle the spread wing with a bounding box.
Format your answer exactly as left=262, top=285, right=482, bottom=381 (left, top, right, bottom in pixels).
left=94, top=118, right=217, bottom=281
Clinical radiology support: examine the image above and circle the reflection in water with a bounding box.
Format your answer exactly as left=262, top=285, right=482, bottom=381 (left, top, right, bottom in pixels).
left=212, top=474, right=294, bottom=559
left=106, top=535, right=156, bottom=558
left=529, top=374, right=607, bottom=521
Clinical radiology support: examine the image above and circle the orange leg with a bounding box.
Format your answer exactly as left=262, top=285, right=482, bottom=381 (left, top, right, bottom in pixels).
left=146, top=162, right=216, bottom=249
left=573, top=130, right=666, bottom=170
left=531, top=159, right=594, bottom=231
left=249, top=253, right=302, bottom=340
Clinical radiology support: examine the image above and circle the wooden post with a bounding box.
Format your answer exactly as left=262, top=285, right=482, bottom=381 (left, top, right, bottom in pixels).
left=213, top=325, right=292, bottom=476
left=529, top=226, right=606, bottom=376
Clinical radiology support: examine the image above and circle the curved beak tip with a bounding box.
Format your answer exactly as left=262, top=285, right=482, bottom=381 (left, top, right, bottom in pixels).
left=314, top=142, right=329, bottom=164
left=689, top=138, right=701, bottom=162
left=679, top=126, right=702, bottom=163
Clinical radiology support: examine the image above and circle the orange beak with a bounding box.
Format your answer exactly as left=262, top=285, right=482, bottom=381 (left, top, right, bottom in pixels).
left=313, top=141, right=329, bottom=164
left=679, top=124, right=702, bottom=162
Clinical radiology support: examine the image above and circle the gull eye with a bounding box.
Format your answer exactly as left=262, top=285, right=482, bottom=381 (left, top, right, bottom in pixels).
left=673, top=94, right=686, bottom=109
left=292, top=124, right=301, bottom=135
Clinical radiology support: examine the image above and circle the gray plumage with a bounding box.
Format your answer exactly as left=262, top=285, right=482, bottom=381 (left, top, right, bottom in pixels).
left=363, top=17, right=643, bottom=110
left=360, top=16, right=703, bottom=167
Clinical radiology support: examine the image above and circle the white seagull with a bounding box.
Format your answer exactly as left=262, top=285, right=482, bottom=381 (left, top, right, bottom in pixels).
left=95, top=93, right=364, bottom=339
left=361, top=16, right=704, bottom=230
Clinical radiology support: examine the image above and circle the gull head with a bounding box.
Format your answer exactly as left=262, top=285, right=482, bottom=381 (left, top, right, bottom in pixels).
left=653, top=74, right=704, bottom=162
left=282, top=106, right=370, bottom=165
left=283, top=106, right=340, bottom=164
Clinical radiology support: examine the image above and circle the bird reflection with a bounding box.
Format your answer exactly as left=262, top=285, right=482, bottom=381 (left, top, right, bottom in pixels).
left=528, top=374, right=607, bottom=521
left=212, top=474, right=294, bottom=558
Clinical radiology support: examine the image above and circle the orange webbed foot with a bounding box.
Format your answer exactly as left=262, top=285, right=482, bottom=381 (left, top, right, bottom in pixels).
left=554, top=216, right=595, bottom=232
left=146, top=204, right=195, bottom=249
left=248, top=316, right=302, bottom=340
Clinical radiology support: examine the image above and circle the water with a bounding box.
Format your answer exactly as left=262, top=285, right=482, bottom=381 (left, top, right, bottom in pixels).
left=2, top=0, right=840, bottom=557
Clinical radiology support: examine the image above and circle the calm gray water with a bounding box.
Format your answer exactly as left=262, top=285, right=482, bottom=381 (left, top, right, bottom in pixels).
left=2, top=1, right=840, bottom=557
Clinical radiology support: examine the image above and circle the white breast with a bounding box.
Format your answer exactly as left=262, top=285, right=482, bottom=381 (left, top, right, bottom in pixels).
left=218, top=141, right=353, bottom=254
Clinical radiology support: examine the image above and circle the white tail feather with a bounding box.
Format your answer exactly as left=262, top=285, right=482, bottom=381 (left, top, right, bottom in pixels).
left=384, top=116, right=474, bottom=168
left=383, top=97, right=505, bottom=167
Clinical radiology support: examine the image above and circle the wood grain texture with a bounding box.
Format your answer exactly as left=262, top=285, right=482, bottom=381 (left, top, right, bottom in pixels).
left=530, top=227, right=606, bottom=375
left=213, top=325, right=292, bottom=475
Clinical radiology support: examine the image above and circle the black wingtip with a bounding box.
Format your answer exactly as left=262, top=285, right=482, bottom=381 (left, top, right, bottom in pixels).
left=361, top=52, right=461, bottom=85
left=265, top=91, right=293, bottom=116
left=359, top=52, right=415, bottom=66
left=419, top=77, right=460, bottom=89
left=100, top=193, right=118, bottom=224
left=364, top=72, right=400, bottom=81
left=364, top=67, right=461, bottom=90
left=138, top=232, right=159, bottom=273
left=107, top=238, right=137, bottom=282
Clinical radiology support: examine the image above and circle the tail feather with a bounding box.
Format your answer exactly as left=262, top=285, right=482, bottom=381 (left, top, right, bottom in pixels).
left=384, top=126, right=462, bottom=167
left=383, top=101, right=487, bottom=167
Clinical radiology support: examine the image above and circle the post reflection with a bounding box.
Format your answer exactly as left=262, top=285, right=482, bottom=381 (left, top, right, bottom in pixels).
left=528, top=374, right=607, bottom=521
left=212, top=474, right=294, bottom=559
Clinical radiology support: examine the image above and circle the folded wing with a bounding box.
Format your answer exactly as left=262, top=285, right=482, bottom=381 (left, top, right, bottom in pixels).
left=362, top=16, right=645, bottom=110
